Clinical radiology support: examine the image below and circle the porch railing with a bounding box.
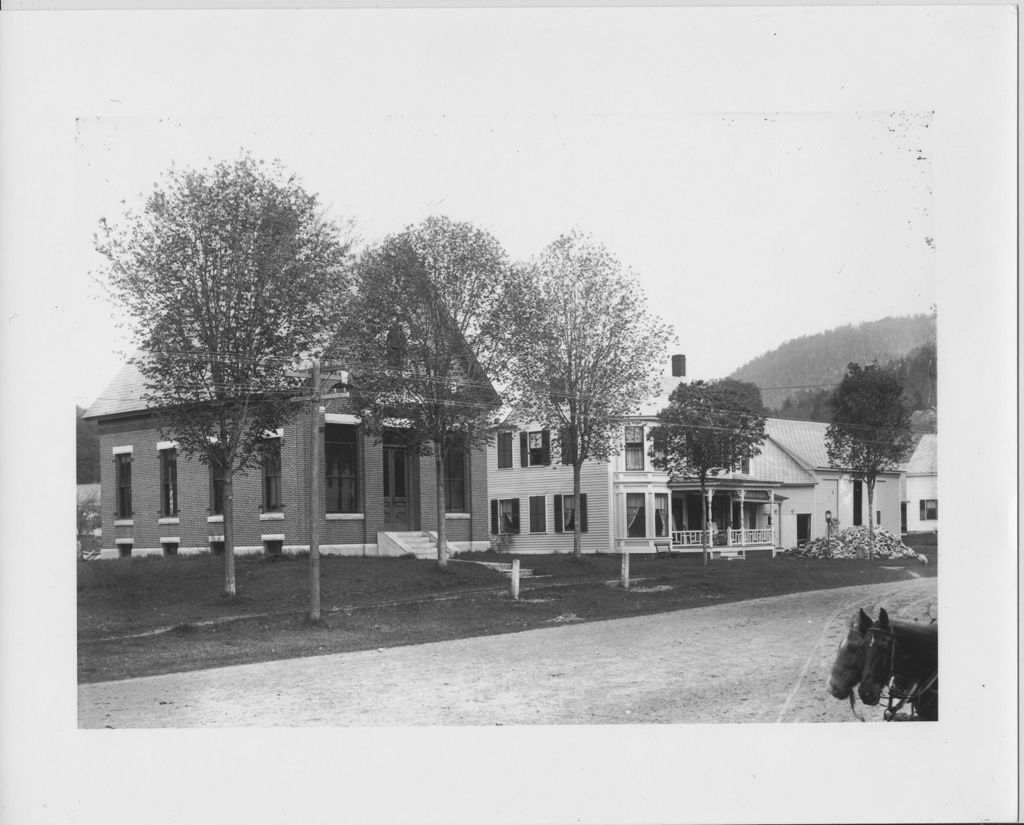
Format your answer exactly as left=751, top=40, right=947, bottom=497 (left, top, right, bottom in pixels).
left=671, top=530, right=706, bottom=547
left=672, top=527, right=773, bottom=548
left=728, top=527, right=774, bottom=545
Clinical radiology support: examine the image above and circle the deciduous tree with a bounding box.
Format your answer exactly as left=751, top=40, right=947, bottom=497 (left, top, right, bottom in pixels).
left=826, top=361, right=914, bottom=558
left=648, top=379, right=767, bottom=565
left=97, top=154, right=353, bottom=596
left=337, top=216, right=507, bottom=567
left=503, top=232, right=674, bottom=557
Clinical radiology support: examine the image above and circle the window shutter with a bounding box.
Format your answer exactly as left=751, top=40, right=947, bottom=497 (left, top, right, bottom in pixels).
left=491, top=499, right=498, bottom=534
left=919, top=500, right=925, bottom=521
left=580, top=494, right=588, bottom=533
left=530, top=495, right=546, bottom=533
left=541, top=430, right=551, bottom=465
left=553, top=495, right=563, bottom=533
left=511, top=499, right=520, bottom=533
left=560, top=428, right=573, bottom=464
left=520, top=432, right=528, bottom=467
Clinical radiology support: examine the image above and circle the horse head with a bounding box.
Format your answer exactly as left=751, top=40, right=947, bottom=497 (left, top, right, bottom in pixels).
left=857, top=607, right=895, bottom=706
left=827, top=608, right=872, bottom=700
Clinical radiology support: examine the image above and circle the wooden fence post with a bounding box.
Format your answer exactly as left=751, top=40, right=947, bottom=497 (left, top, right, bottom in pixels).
left=511, top=558, right=520, bottom=601
left=621, top=551, right=630, bottom=590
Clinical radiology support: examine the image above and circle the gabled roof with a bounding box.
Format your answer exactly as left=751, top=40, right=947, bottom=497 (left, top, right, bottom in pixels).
left=83, top=359, right=152, bottom=420
left=902, top=433, right=937, bottom=475
left=765, top=418, right=832, bottom=469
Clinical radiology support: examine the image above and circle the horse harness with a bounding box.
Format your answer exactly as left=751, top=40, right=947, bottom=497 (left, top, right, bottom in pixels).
left=864, top=625, right=938, bottom=721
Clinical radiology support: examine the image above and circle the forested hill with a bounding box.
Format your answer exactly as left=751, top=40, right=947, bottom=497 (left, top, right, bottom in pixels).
left=729, top=314, right=937, bottom=413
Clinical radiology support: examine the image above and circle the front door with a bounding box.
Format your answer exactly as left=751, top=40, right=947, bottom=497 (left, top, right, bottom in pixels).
left=382, top=445, right=409, bottom=531
left=796, top=513, right=811, bottom=545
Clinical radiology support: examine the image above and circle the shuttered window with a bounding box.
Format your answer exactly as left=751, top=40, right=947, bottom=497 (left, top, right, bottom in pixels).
left=490, top=498, right=520, bottom=534
left=553, top=494, right=588, bottom=533
left=520, top=430, right=550, bottom=466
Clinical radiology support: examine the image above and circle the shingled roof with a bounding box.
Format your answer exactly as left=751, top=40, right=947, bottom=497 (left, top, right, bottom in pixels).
left=83, top=360, right=152, bottom=420
left=902, top=433, right=937, bottom=474
left=765, top=418, right=832, bottom=469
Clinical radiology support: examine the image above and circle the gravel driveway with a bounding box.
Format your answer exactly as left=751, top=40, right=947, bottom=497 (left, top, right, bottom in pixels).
left=78, top=577, right=936, bottom=727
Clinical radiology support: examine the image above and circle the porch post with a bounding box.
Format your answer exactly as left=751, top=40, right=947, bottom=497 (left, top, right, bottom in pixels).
left=769, top=490, right=776, bottom=558
left=725, top=494, right=733, bottom=546
left=704, top=488, right=714, bottom=548
left=738, top=489, right=746, bottom=546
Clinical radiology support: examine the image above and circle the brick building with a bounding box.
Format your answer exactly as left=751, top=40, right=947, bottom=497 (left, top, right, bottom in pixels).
left=85, top=361, right=492, bottom=559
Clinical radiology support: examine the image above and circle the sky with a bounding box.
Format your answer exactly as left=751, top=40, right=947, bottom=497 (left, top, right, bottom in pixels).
left=66, top=9, right=941, bottom=409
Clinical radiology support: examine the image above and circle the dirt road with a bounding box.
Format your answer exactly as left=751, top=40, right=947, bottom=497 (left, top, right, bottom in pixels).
left=78, top=577, right=936, bottom=727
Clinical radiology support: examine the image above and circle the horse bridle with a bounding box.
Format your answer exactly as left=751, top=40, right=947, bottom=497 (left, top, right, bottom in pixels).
left=864, top=625, right=938, bottom=721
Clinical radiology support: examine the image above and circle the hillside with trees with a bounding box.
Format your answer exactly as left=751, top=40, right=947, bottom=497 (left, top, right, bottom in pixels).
left=729, top=314, right=936, bottom=426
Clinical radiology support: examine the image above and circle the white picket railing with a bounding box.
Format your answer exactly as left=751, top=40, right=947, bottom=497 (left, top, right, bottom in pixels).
left=671, top=530, right=706, bottom=547
left=672, top=527, right=773, bottom=548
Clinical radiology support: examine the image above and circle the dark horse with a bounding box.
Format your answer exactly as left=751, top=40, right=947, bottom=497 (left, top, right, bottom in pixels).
left=828, top=607, right=938, bottom=720
left=859, top=607, right=938, bottom=721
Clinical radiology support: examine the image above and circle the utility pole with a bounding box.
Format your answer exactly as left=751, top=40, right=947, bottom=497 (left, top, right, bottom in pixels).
left=309, top=358, right=322, bottom=623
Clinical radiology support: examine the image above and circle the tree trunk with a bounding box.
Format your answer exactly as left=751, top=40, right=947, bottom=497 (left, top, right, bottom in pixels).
left=434, top=446, right=448, bottom=568
left=867, top=477, right=876, bottom=560
left=572, top=461, right=582, bottom=558
left=309, top=379, right=322, bottom=622
left=223, top=471, right=237, bottom=598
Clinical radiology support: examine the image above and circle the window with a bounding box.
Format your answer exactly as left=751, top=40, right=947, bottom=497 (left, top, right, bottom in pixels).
left=624, top=426, right=645, bottom=471
left=210, top=461, right=225, bottom=515
left=654, top=493, right=669, bottom=537
left=490, top=498, right=520, bottom=534
left=553, top=494, right=588, bottom=533
left=325, top=424, right=359, bottom=513
left=919, top=499, right=938, bottom=521
left=115, top=453, right=132, bottom=518
left=529, top=495, right=546, bottom=533
left=261, top=439, right=282, bottom=512
left=159, top=448, right=178, bottom=517
left=627, top=493, right=646, bottom=538
left=741, top=457, right=750, bottom=474
left=852, top=480, right=863, bottom=526
left=444, top=446, right=466, bottom=512
left=497, top=432, right=513, bottom=469
left=520, top=430, right=550, bottom=467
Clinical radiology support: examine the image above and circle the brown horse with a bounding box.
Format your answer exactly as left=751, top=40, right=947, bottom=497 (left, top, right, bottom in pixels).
left=858, top=607, right=939, bottom=721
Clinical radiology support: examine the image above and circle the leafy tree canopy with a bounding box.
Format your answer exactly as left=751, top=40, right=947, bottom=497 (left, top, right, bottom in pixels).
left=97, top=154, right=353, bottom=470
left=338, top=215, right=507, bottom=455
left=503, top=230, right=674, bottom=465
left=649, top=378, right=768, bottom=483
left=825, top=361, right=914, bottom=478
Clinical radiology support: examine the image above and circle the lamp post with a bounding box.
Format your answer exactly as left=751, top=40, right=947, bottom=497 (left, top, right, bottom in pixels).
left=825, top=510, right=833, bottom=557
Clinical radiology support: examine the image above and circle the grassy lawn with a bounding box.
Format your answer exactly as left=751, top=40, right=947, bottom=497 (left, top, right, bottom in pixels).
left=78, top=549, right=936, bottom=684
